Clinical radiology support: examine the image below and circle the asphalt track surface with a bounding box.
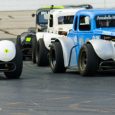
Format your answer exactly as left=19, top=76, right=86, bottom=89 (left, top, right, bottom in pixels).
left=0, top=39, right=115, bottom=115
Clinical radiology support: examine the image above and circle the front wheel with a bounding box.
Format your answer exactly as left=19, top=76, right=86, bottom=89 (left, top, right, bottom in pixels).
left=36, top=39, right=49, bottom=66
left=32, top=35, right=37, bottom=63
left=78, top=44, right=99, bottom=76
left=49, top=42, right=66, bottom=73
left=4, top=45, right=23, bottom=79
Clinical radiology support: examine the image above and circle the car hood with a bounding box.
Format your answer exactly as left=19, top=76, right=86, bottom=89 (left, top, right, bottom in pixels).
left=93, top=28, right=115, bottom=36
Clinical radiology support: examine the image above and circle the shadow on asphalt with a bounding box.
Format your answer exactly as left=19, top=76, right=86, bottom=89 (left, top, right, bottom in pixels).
left=65, top=69, right=115, bottom=77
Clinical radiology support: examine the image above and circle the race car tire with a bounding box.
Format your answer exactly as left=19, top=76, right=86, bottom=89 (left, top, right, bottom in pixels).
left=36, top=39, right=49, bottom=66
left=32, top=35, right=37, bottom=63
left=16, top=35, right=21, bottom=48
left=49, top=42, right=66, bottom=73
left=78, top=44, right=99, bottom=76
left=4, top=45, right=23, bottom=79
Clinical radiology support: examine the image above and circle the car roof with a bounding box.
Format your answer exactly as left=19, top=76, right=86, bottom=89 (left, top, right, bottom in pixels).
left=36, top=4, right=93, bottom=14
left=77, top=9, right=115, bottom=17
left=49, top=8, right=84, bottom=15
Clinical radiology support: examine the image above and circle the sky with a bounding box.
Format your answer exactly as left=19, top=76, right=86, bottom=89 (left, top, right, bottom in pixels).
left=0, top=0, right=114, bottom=11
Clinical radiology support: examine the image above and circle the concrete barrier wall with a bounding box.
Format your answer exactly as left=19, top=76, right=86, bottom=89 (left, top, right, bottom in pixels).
left=0, top=10, right=35, bottom=39
left=0, top=0, right=114, bottom=11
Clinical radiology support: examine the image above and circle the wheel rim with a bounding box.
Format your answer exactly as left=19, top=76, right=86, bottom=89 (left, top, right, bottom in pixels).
left=37, top=44, right=40, bottom=62
left=52, top=58, right=56, bottom=67
left=50, top=49, right=56, bottom=68
left=80, top=50, right=87, bottom=71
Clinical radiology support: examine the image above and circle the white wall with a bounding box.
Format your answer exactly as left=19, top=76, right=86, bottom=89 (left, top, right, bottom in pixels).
left=0, top=0, right=114, bottom=11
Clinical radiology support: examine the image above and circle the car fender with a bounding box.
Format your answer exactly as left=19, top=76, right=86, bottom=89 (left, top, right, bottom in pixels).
left=88, top=39, right=114, bottom=60
left=43, top=33, right=62, bottom=50
left=53, top=36, right=77, bottom=67
left=0, top=40, right=16, bottom=62
left=36, top=32, right=44, bottom=41
left=20, top=32, right=28, bottom=42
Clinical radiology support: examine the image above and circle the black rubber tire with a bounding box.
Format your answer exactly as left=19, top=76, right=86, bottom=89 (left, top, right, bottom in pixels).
left=4, top=45, right=23, bottom=79
left=78, top=44, right=99, bottom=76
left=49, top=42, right=66, bottom=73
left=16, top=35, right=25, bottom=60
left=32, top=35, right=37, bottom=63
left=36, top=39, right=49, bottom=66
left=16, top=35, right=22, bottom=48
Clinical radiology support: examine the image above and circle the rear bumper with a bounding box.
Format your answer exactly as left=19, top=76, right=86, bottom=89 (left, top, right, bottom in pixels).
left=0, top=61, right=16, bottom=72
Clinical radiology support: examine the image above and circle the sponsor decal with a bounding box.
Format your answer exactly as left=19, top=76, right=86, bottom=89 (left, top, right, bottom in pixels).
left=26, top=37, right=31, bottom=42
left=4, top=49, right=9, bottom=53
left=96, top=15, right=115, bottom=20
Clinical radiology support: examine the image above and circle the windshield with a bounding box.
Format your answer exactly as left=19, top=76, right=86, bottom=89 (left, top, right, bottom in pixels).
left=96, top=14, right=115, bottom=28
left=37, top=11, right=49, bottom=25
left=58, top=15, right=74, bottom=24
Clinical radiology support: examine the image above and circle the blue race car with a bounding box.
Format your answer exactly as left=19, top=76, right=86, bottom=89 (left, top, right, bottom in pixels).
left=49, top=9, right=115, bottom=76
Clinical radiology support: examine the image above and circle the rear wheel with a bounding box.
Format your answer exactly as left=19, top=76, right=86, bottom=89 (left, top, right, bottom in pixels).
left=36, top=39, right=49, bottom=66
left=49, top=42, right=66, bottom=73
left=4, top=45, right=23, bottom=79
left=78, top=44, right=99, bottom=76
left=16, top=35, right=21, bottom=48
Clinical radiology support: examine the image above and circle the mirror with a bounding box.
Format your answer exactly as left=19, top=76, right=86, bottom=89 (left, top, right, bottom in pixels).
left=32, top=13, right=35, bottom=17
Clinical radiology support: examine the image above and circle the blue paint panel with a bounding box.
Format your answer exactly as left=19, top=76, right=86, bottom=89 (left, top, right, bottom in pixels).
left=67, top=9, right=115, bottom=67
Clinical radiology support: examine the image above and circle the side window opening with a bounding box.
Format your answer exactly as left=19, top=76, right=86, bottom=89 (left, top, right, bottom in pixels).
left=58, top=16, right=74, bottom=24
left=79, top=16, right=91, bottom=31
left=49, top=15, right=53, bottom=27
